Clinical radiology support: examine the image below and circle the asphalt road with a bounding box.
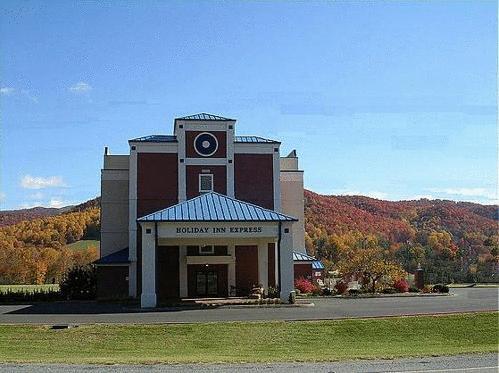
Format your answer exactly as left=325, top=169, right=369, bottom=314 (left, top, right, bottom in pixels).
left=0, top=288, right=496, bottom=324
left=1, top=353, right=497, bottom=372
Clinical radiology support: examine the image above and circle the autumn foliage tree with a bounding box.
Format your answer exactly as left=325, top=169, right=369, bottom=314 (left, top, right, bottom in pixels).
left=336, top=246, right=407, bottom=293
left=0, top=207, right=100, bottom=285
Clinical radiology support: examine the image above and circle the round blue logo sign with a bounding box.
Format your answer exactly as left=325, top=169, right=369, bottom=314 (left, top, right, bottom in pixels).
left=194, top=132, right=218, bottom=157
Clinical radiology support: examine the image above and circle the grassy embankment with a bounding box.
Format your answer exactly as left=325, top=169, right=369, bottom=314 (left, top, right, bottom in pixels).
left=66, top=239, right=100, bottom=251
left=0, top=312, right=496, bottom=364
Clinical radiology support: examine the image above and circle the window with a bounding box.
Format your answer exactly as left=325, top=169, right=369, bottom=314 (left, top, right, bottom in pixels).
left=199, top=245, right=214, bottom=255
left=199, top=174, right=213, bottom=193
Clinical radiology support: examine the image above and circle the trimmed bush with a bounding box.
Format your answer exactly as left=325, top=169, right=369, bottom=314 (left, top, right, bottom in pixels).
left=267, top=286, right=279, bottom=299
left=393, top=279, right=409, bottom=293
left=334, top=281, right=348, bottom=295
left=60, top=265, right=96, bottom=300
left=348, top=289, right=360, bottom=296
left=382, top=287, right=397, bottom=294
left=432, top=284, right=450, bottom=293
left=294, top=277, right=315, bottom=294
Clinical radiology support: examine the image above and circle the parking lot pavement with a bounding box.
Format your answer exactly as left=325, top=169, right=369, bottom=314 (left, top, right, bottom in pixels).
left=0, top=288, right=496, bottom=324
left=1, top=353, right=497, bottom=372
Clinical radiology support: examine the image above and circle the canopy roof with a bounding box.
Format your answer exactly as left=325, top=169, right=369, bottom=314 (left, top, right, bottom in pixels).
left=138, top=192, right=297, bottom=222
left=94, top=247, right=129, bottom=265
left=293, top=251, right=325, bottom=270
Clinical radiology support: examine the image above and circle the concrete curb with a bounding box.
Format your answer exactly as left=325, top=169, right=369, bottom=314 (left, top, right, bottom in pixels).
left=298, top=293, right=453, bottom=300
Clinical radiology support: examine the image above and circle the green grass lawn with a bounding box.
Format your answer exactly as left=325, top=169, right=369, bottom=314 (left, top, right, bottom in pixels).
left=0, top=284, right=59, bottom=294
left=66, top=239, right=100, bottom=251
left=0, top=312, right=496, bottom=364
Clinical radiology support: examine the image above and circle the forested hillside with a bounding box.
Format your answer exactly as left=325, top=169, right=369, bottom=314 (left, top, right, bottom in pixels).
left=0, top=192, right=497, bottom=285
left=305, top=190, right=498, bottom=283
left=0, top=201, right=100, bottom=284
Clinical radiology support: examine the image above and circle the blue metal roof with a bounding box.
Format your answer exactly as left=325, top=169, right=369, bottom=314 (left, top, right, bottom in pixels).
left=129, top=134, right=277, bottom=144
left=94, top=247, right=129, bottom=265
left=176, top=113, right=234, bottom=121
left=235, top=136, right=280, bottom=144
left=293, top=251, right=325, bottom=270
left=129, top=135, right=177, bottom=143
left=312, top=261, right=325, bottom=270
left=138, top=192, right=297, bottom=222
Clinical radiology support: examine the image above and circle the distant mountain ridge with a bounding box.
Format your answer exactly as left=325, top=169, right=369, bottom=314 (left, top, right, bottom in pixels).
left=0, top=197, right=100, bottom=227
left=305, top=190, right=497, bottom=242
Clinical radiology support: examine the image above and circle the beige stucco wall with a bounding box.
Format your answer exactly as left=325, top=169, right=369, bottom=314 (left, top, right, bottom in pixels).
left=280, top=154, right=305, bottom=254
left=101, top=154, right=130, bottom=257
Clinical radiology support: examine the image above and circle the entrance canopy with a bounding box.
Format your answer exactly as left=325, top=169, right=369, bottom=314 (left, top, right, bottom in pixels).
left=137, top=191, right=297, bottom=222
left=137, top=193, right=297, bottom=308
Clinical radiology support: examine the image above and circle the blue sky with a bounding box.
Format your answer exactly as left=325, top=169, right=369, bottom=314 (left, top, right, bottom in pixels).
left=0, top=0, right=497, bottom=210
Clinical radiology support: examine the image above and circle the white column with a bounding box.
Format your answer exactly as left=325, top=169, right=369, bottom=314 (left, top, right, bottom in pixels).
left=227, top=244, right=236, bottom=296
left=258, top=241, right=269, bottom=291
left=140, top=223, right=157, bottom=308
left=179, top=245, right=188, bottom=298
left=279, top=222, right=295, bottom=302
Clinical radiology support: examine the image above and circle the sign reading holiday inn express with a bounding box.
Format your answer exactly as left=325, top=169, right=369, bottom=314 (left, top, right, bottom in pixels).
left=158, top=223, right=278, bottom=238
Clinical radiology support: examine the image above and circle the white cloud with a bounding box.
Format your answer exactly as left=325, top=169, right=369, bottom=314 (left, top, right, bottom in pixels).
left=331, top=189, right=388, bottom=200
left=409, top=194, right=435, bottom=200
left=20, top=197, right=71, bottom=209
left=0, top=87, right=14, bottom=95
left=427, top=187, right=497, bottom=200
left=69, top=82, right=92, bottom=93
left=48, top=198, right=66, bottom=208
left=21, top=175, right=66, bottom=189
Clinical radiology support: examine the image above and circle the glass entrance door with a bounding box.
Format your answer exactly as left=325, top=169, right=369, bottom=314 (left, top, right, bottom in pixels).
left=196, top=271, right=218, bottom=296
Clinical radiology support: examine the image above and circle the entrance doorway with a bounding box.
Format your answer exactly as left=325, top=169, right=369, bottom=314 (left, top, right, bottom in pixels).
left=196, top=271, right=218, bottom=296
left=187, top=264, right=228, bottom=298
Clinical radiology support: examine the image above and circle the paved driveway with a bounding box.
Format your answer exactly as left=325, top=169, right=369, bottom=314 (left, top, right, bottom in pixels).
left=0, top=288, right=496, bottom=324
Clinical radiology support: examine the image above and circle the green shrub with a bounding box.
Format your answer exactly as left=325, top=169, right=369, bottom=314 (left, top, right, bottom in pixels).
left=382, top=287, right=397, bottom=294
left=432, top=284, right=450, bottom=293
left=408, top=286, right=420, bottom=293
left=60, top=265, right=96, bottom=300
left=266, top=286, right=279, bottom=298
left=348, top=289, right=360, bottom=296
